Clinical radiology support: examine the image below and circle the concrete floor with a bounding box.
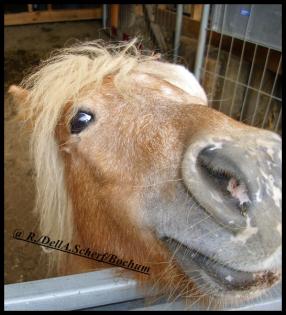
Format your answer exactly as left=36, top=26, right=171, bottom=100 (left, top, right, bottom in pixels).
left=4, top=20, right=110, bottom=284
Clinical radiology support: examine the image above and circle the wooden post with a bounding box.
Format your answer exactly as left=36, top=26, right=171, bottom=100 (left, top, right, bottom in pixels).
left=135, top=4, right=143, bottom=16
left=157, top=5, right=166, bottom=10
left=144, top=5, right=168, bottom=52
left=47, top=4, right=52, bottom=11
left=111, top=4, right=119, bottom=28
left=192, top=4, right=203, bottom=21
left=110, top=4, right=119, bottom=36
left=27, top=4, right=33, bottom=12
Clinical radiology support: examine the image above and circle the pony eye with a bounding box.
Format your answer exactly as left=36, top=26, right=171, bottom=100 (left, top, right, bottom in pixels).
left=70, top=111, right=94, bottom=134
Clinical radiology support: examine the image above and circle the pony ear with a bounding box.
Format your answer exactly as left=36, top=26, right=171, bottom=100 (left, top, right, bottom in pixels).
left=137, top=62, right=208, bottom=105
left=8, top=85, right=34, bottom=129
left=160, top=63, right=208, bottom=105
left=8, top=84, right=29, bottom=106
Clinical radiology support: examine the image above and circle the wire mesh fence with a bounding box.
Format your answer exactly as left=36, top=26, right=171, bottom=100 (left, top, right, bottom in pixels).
left=200, top=4, right=282, bottom=135
left=104, top=4, right=281, bottom=135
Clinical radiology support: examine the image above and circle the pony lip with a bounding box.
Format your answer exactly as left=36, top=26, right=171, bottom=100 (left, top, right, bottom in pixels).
left=164, top=238, right=281, bottom=292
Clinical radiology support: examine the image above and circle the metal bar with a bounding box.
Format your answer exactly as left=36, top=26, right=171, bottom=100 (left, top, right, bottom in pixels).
left=102, top=4, right=107, bottom=29
left=239, top=44, right=258, bottom=121
left=209, top=5, right=227, bottom=103
left=250, top=48, right=271, bottom=125
left=218, top=35, right=234, bottom=112
left=91, top=295, right=282, bottom=311
left=194, top=4, right=210, bottom=80
left=173, top=4, right=183, bottom=63
left=274, top=107, right=282, bottom=132
left=4, top=268, right=148, bottom=311
left=4, top=269, right=281, bottom=310
left=261, top=53, right=282, bottom=128
left=201, top=7, right=214, bottom=102
left=229, top=5, right=253, bottom=117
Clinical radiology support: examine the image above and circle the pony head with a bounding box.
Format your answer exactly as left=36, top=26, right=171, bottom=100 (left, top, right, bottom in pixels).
left=9, top=39, right=281, bottom=308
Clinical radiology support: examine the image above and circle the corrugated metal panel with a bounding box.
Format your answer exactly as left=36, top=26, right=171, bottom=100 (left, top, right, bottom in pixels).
left=211, top=5, right=282, bottom=51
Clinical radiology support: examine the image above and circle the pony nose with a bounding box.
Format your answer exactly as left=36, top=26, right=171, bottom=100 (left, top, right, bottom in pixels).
left=182, top=133, right=281, bottom=233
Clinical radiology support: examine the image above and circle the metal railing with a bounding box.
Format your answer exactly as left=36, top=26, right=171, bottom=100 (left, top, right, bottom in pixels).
left=5, top=268, right=282, bottom=311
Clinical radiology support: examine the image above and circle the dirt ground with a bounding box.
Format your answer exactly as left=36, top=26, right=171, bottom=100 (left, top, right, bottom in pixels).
left=4, top=20, right=110, bottom=284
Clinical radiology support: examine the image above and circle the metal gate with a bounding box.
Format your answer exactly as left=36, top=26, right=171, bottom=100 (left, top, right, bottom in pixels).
left=102, top=4, right=282, bottom=135
left=196, top=4, right=282, bottom=134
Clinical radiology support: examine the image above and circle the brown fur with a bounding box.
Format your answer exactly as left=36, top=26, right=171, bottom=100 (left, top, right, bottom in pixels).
left=54, top=77, right=252, bottom=302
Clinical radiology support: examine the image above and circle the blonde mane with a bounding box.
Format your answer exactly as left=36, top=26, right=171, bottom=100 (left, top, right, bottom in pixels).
left=21, top=38, right=204, bottom=265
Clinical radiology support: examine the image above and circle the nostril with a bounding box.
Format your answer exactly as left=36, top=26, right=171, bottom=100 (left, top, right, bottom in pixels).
left=197, top=146, right=251, bottom=218
left=226, top=177, right=250, bottom=217
left=182, top=143, right=253, bottom=232
left=182, top=135, right=281, bottom=239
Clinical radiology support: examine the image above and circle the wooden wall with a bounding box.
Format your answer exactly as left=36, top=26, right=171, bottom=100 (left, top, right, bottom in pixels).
left=4, top=4, right=102, bottom=26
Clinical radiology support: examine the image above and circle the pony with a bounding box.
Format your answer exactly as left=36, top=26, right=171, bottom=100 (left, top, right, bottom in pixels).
left=9, top=39, right=281, bottom=309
